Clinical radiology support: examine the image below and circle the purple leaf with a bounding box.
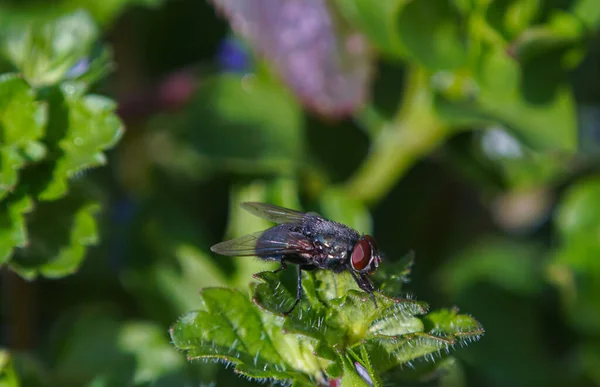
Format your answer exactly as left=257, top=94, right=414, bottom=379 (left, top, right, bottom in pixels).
left=209, top=0, right=372, bottom=117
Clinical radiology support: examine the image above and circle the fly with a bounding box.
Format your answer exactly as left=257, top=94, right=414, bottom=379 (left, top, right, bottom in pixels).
left=210, top=202, right=382, bottom=314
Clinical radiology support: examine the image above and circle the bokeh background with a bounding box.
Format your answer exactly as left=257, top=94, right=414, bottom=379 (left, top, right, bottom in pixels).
left=1, top=0, right=600, bottom=386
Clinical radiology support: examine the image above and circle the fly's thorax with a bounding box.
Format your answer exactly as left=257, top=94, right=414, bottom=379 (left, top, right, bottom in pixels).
left=312, top=237, right=352, bottom=272
left=303, top=224, right=359, bottom=269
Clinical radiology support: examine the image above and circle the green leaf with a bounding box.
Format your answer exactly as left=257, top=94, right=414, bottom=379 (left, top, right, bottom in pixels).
left=252, top=269, right=428, bottom=345
left=0, top=196, right=34, bottom=265
left=555, top=177, right=600, bottom=242
left=508, top=11, right=586, bottom=66
left=0, top=0, right=165, bottom=30
left=118, top=322, right=185, bottom=385
left=333, top=0, right=406, bottom=58
left=124, top=240, right=230, bottom=319
left=363, top=298, right=478, bottom=374
left=436, top=46, right=577, bottom=152
left=373, top=251, right=414, bottom=298
left=173, top=265, right=480, bottom=384
left=381, top=353, right=466, bottom=385
left=422, top=308, right=485, bottom=338
left=39, top=83, right=124, bottom=201
left=396, top=0, right=469, bottom=70
left=485, top=0, right=543, bottom=40
left=571, top=0, right=600, bottom=31
left=50, top=307, right=183, bottom=386
left=59, top=0, right=166, bottom=26
left=548, top=242, right=600, bottom=336
left=0, top=15, right=122, bottom=279
left=170, top=287, right=323, bottom=385
left=169, top=74, right=303, bottom=175
left=0, top=74, right=47, bottom=199
left=0, top=351, right=20, bottom=387
left=256, top=269, right=481, bottom=378
left=494, top=151, right=570, bottom=191
left=0, top=10, right=99, bottom=87
left=173, top=265, right=483, bottom=384
left=339, top=351, right=379, bottom=387
left=438, top=237, right=544, bottom=297
left=549, top=177, right=600, bottom=335
left=10, top=195, right=100, bottom=280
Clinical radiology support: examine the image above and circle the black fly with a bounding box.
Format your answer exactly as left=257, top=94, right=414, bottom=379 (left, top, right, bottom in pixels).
left=210, top=202, right=382, bottom=314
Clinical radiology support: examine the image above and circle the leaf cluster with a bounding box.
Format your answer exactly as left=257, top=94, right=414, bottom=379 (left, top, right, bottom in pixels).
left=171, top=260, right=484, bottom=386
left=0, top=10, right=123, bottom=278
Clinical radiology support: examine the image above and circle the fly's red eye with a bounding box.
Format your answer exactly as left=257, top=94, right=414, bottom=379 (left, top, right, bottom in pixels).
left=351, top=239, right=372, bottom=271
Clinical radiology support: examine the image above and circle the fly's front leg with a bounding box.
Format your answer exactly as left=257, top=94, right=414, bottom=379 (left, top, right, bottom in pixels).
left=272, top=260, right=287, bottom=274
left=349, top=269, right=378, bottom=308
left=283, top=265, right=303, bottom=316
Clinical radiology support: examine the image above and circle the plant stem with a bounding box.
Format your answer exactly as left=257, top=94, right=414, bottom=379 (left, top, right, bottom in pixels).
left=345, top=67, right=449, bottom=205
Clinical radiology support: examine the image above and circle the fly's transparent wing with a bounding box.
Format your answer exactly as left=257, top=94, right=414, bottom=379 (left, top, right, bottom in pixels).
left=210, top=230, right=314, bottom=257
left=241, top=202, right=320, bottom=224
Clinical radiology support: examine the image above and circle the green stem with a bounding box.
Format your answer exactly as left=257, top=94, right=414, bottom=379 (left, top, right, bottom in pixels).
left=345, top=67, right=450, bottom=205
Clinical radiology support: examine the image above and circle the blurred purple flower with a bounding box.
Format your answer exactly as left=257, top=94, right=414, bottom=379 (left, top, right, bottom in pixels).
left=209, top=0, right=372, bottom=117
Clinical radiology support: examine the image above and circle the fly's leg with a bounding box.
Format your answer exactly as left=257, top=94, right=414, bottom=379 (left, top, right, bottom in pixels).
left=271, top=261, right=287, bottom=274
left=349, top=269, right=378, bottom=308
left=283, top=265, right=303, bottom=316
left=367, top=289, right=377, bottom=308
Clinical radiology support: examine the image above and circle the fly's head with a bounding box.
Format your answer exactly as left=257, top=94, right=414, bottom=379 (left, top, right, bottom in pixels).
left=349, top=235, right=381, bottom=276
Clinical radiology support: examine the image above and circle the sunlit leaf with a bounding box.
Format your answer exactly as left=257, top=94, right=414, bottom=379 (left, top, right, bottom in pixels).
left=0, top=74, right=47, bottom=200
left=173, top=267, right=483, bottom=384
left=0, top=196, right=34, bottom=266
left=0, top=351, right=20, bottom=387
left=10, top=195, right=100, bottom=280
left=170, top=287, right=322, bottom=385
left=0, top=10, right=99, bottom=87
left=39, top=83, right=124, bottom=201
left=436, top=46, right=577, bottom=152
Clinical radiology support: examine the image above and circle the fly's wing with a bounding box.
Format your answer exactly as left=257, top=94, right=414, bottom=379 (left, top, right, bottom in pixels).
left=210, top=230, right=314, bottom=257
left=241, top=202, right=321, bottom=224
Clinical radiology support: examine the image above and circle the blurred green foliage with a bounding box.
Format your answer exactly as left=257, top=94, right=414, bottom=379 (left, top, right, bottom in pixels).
left=0, top=0, right=600, bottom=386
left=0, top=7, right=123, bottom=279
